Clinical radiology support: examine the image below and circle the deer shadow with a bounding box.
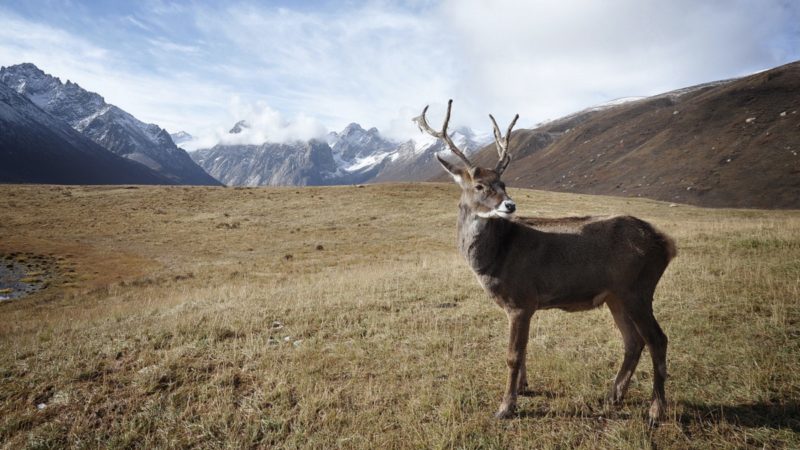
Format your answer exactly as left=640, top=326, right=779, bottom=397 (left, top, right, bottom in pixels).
left=518, top=388, right=558, bottom=398
left=677, top=400, right=800, bottom=432
left=512, top=395, right=800, bottom=432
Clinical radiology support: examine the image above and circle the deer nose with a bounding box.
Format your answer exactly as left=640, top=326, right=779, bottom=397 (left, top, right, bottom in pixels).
left=503, top=201, right=516, bottom=213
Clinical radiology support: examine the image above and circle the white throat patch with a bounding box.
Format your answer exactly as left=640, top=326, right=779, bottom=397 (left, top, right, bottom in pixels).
left=477, top=210, right=512, bottom=219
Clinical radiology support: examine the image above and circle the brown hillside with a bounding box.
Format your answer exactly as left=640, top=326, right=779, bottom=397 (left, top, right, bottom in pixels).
left=436, top=61, right=800, bottom=209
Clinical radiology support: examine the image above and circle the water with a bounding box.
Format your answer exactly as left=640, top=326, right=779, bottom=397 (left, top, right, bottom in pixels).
left=0, top=254, right=51, bottom=301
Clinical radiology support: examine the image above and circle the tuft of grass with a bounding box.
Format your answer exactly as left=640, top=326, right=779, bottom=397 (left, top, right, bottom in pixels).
left=0, top=183, right=799, bottom=449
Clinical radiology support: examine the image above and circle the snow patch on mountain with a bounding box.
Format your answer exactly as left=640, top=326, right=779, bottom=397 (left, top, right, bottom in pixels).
left=0, top=81, right=170, bottom=184
left=342, top=150, right=394, bottom=172
left=327, top=122, right=397, bottom=171
left=0, top=63, right=219, bottom=185
left=188, top=117, right=490, bottom=186
left=170, top=131, right=193, bottom=145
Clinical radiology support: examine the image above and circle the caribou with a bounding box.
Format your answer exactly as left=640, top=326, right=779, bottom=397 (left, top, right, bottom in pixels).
left=414, top=100, right=676, bottom=424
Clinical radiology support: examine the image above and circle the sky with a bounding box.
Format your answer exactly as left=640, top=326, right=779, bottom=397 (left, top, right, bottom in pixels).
left=1, top=0, right=798, bottom=148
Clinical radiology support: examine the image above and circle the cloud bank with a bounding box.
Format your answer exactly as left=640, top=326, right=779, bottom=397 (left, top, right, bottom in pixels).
left=183, top=99, right=328, bottom=150
left=0, top=1, right=797, bottom=146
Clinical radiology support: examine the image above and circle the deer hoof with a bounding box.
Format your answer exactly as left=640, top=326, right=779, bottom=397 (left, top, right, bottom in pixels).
left=494, top=405, right=516, bottom=419
left=606, top=390, right=622, bottom=407
left=648, top=400, right=665, bottom=426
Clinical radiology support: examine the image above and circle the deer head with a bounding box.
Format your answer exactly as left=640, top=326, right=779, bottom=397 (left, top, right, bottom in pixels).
left=414, top=99, right=519, bottom=219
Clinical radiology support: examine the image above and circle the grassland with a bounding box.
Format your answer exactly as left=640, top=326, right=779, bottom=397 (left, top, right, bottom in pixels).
left=0, top=183, right=798, bottom=449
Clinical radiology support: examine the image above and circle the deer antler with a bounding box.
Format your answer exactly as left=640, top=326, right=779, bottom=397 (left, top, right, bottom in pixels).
left=413, top=99, right=473, bottom=168
left=489, top=113, right=519, bottom=174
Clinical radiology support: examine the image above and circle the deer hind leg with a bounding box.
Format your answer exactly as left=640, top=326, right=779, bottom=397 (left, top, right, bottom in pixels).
left=626, top=299, right=668, bottom=424
left=606, top=297, right=645, bottom=406
left=495, top=309, right=533, bottom=419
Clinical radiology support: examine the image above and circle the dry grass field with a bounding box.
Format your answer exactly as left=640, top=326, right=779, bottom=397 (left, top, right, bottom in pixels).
left=1, top=183, right=798, bottom=449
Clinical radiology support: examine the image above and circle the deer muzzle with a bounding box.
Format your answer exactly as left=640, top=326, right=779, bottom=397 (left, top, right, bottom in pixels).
left=499, top=200, right=516, bottom=214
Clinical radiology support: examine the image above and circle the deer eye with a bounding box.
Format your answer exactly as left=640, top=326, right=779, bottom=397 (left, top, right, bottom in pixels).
left=474, top=184, right=484, bottom=191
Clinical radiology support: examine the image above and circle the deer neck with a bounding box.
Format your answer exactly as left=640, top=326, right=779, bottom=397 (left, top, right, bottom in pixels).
left=457, top=202, right=514, bottom=275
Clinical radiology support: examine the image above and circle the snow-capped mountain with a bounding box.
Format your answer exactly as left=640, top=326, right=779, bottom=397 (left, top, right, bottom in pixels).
left=170, top=131, right=193, bottom=146
left=328, top=123, right=395, bottom=162
left=0, top=82, right=170, bottom=184
left=191, top=140, right=339, bottom=186
left=187, top=120, right=338, bottom=186
left=229, top=120, right=249, bottom=134
left=190, top=120, right=490, bottom=186
left=0, top=63, right=220, bottom=185
left=370, top=126, right=492, bottom=182
left=325, top=122, right=491, bottom=183
left=326, top=122, right=397, bottom=182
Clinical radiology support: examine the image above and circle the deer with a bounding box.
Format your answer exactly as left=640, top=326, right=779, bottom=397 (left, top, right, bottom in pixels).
left=414, top=100, right=676, bottom=424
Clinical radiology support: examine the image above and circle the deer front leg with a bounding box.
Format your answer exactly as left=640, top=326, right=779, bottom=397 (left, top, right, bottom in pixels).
left=495, top=309, right=533, bottom=419
left=517, top=352, right=528, bottom=394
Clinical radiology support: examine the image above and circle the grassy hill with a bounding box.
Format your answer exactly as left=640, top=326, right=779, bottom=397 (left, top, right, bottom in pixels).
left=442, top=60, right=800, bottom=209
left=1, top=184, right=798, bottom=448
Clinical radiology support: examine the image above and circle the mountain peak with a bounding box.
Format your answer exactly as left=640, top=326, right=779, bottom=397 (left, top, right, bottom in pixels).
left=342, top=122, right=364, bottom=133
left=170, top=131, right=193, bottom=145
left=229, top=120, right=250, bottom=134
left=326, top=122, right=396, bottom=165
left=1, top=63, right=59, bottom=92
left=1, top=62, right=50, bottom=79
left=1, top=62, right=106, bottom=114
left=0, top=81, right=172, bottom=185
left=1, top=62, right=220, bottom=185
left=452, top=125, right=475, bottom=137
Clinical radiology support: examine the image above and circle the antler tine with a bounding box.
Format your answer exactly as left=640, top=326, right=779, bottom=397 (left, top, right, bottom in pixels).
left=413, top=99, right=473, bottom=168
left=489, top=114, right=503, bottom=155
left=441, top=99, right=453, bottom=136
left=490, top=113, right=520, bottom=174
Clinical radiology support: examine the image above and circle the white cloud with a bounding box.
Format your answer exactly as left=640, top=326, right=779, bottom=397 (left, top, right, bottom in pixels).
left=442, top=0, right=799, bottom=125
left=125, top=15, right=153, bottom=32
left=146, top=38, right=201, bottom=55
left=189, top=0, right=800, bottom=139
left=1, top=1, right=798, bottom=148
left=0, top=8, right=235, bottom=136
left=183, top=98, right=328, bottom=150
left=192, top=3, right=459, bottom=138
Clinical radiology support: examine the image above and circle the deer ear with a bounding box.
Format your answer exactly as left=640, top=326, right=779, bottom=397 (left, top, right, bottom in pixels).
left=436, top=154, right=465, bottom=185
